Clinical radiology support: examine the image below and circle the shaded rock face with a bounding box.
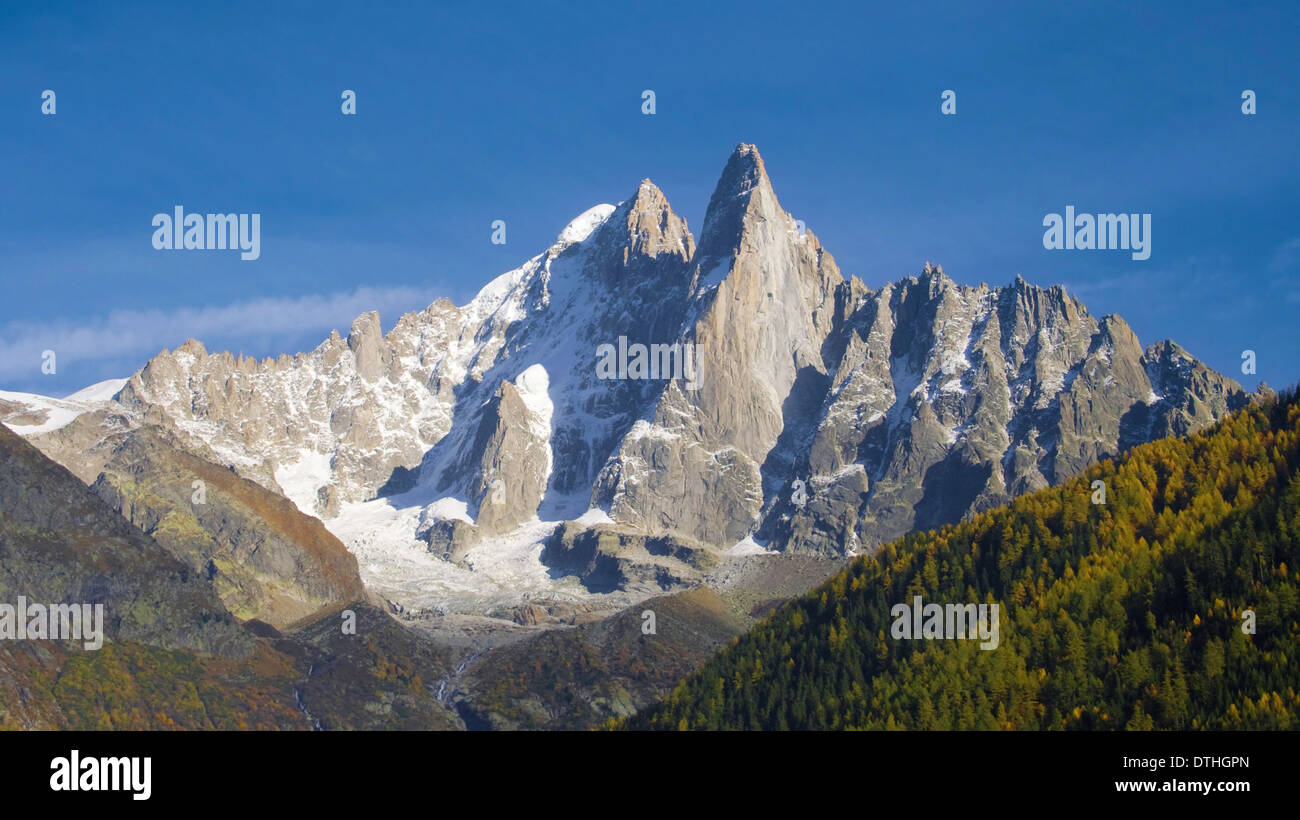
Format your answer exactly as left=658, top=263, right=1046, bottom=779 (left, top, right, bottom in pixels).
left=751, top=270, right=1253, bottom=554
left=541, top=522, right=718, bottom=594
left=89, top=427, right=367, bottom=628
left=0, top=423, right=250, bottom=657
left=42, top=143, right=1249, bottom=575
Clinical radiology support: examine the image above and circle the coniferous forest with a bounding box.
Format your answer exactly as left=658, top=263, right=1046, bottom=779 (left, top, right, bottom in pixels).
left=623, top=389, right=1300, bottom=730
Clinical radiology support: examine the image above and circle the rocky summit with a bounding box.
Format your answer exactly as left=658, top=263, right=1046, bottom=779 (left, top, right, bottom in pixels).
left=5, top=144, right=1251, bottom=611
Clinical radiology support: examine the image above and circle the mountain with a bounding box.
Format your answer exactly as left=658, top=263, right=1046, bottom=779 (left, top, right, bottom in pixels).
left=0, top=421, right=467, bottom=729
left=6, top=145, right=1250, bottom=614
left=623, top=389, right=1300, bottom=730
left=0, top=379, right=128, bottom=436
left=0, top=420, right=279, bottom=728
left=0, top=421, right=251, bottom=657
left=90, top=426, right=368, bottom=628
left=0, top=144, right=1266, bottom=732
left=0, top=385, right=369, bottom=630
left=758, top=271, right=1253, bottom=555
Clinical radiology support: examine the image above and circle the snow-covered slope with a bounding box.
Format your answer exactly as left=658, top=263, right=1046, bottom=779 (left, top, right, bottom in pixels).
left=0, top=378, right=127, bottom=435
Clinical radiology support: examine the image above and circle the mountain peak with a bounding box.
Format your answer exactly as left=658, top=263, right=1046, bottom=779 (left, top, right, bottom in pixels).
left=716, top=142, right=770, bottom=201
left=731, top=142, right=764, bottom=164
left=695, top=143, right=781, bottom=262
left=611, top=178, right=693, bottom=261
left=917, top=262, right=954, bottom=297
left=627, top=178, right=669, bottom=216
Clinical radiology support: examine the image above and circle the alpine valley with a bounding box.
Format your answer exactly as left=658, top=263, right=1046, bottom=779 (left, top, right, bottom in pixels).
left=0, top=145, right=1260, bottom=730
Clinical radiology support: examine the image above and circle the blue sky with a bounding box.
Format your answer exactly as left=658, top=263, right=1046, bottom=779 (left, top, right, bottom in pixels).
left=1, top=0, right=1296, bottom=395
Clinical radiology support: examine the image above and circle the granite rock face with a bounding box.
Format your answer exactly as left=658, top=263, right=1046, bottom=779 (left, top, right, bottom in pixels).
left=594, top=145, right=845, bottom=546
left=757, top=271, right=1251, bottom=554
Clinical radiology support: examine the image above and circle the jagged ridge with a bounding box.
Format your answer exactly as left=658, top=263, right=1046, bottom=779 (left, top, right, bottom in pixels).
left=11, top=144, right=1253, bottom=610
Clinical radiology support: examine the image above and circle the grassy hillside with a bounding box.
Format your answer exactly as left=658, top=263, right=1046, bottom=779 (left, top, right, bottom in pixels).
left=625, top=389, right=1300, bottom=730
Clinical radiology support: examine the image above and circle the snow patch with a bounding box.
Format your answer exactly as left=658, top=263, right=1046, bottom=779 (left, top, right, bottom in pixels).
left=0, top=378, right=128, bottom=435
left=328, top=497, right=636, bottom=613
left=64, top=378, right=129, bottom=403
left=727, top=535, right=776, bottom=556
left=573, top=507, right=614, bottom=526
left=0, top=401, right=82, bottom=435
left=557, top=204, right=616, bottom=245
left=515, top=363, right=552, bottom=420
left=274, top=450, right=334, bottom=515
left=695, top=260, right=730, bottom=293
left=624, top=419, right=680, bottom=442
left=421, top=496, right=473, bottom=525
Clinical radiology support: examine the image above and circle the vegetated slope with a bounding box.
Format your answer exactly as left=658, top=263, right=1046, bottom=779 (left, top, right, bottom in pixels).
left=0, top=422, right=250, bottom=658
left=457, top=587, right=752, bottom=730
left=281, top=602, right=460, bottom=731
left=92, top=425, right=368, bottom=628
left=4, top=605, right=461, bottom=730
left=0, top=423, right=458, bottom=730
left=0, top=420, right=286, bottom=728
left=624, top=388, right=1300, bottom=730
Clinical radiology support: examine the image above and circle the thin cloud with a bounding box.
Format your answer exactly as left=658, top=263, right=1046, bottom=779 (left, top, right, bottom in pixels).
left=1267, top=237, right=1300, bottom=275
left=0, top=285, right=441, bottom=383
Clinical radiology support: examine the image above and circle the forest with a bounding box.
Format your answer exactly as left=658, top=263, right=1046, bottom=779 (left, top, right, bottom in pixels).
left=623, top=389, right=1300, bottom=730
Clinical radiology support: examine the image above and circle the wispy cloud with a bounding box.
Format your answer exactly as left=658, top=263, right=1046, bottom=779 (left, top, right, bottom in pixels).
left=0, top=285, right=441, bottom=384
left=1267, top=238, right=1300, bottom=306
left=1267, top=237, right=1300, bottom=276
